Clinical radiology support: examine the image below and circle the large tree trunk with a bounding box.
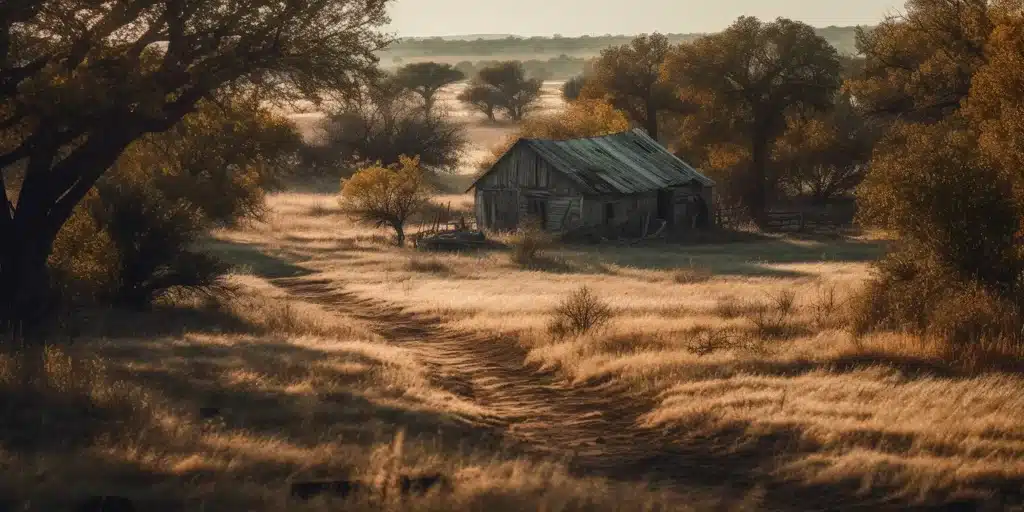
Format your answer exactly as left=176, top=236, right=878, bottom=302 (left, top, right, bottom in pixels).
left=0, top=218, right=59, bottom=345
left=644, top=101, right=658, bottom=142
left=746, top=133, right=769, bottom=228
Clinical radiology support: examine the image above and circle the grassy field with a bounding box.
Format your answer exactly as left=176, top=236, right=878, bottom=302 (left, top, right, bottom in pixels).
left=205, top=192, right=1024, bottom=509
left=3, top=86, right=1023, bottom=512
left=4, top=189, right=1022, bottom=510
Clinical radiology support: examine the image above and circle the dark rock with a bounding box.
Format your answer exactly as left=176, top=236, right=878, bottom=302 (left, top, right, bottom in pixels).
left=289, top=479, right=365, bottom=500
left=74, top=496, right=135, bottom=512
left=399, top=473, right=452, bottom=496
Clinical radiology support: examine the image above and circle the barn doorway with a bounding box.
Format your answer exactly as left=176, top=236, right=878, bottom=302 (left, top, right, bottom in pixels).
left=526, top=197, right=548, bottom=229
left=657, top=189, right=673, bottom=224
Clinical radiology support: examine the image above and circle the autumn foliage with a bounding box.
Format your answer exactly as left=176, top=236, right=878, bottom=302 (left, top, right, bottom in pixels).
left=340, top=155, right=432, bottom=246
left=849, top=0, right=1024, bottom=356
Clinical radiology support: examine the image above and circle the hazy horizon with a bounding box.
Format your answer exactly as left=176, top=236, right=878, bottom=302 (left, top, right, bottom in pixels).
left=386, top=0, right=903, bottom=38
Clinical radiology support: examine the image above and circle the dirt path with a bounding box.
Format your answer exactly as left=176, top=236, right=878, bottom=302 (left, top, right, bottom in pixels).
left=272, top=278, right=723, bottom=481
left=270, top=275, right=915, bottom=511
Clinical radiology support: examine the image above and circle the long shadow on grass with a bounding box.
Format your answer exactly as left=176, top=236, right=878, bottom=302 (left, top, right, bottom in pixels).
left=205, top=239, right=315, bottom=279
left=604, top=351, right=1023, bottom=511
left=553, top=237, right=885, bottom=278
left=95, top=337, right=512, bottom=454
left=2, top=335, right=522, bottom=510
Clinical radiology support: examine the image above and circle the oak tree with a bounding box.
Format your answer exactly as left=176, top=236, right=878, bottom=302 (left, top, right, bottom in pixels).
left=663, top=17, right=841, bottom=223
left=0, top=0, right=390, bottom=334
left=322, top=74, right=466, bottom=172
left=581, top=33, right=680, bottom=141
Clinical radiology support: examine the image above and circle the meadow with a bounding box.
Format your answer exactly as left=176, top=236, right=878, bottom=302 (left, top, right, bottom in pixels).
left=3, top=84, right=1022, bottom=512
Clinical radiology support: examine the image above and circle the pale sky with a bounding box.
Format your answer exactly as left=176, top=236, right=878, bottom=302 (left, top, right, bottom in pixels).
left=385, top=0, right=903, bottom=37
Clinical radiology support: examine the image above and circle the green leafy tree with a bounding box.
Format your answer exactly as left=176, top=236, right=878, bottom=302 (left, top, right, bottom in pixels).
left=846, top=0, right=992, bottom=122
left=395, top=62, right=465, bottom=115
left=50, top=99, right=302, bottom=309
left=663, top=17, right=842, bottom=223
left=457, top=81, right=503, bottom=121
left=481, top=61, right=544, bottom=121
left=0, top=0, right=390, bottom=335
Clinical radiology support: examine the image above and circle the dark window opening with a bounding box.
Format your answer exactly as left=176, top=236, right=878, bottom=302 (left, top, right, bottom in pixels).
left=604, top=202, right=615, bottom=225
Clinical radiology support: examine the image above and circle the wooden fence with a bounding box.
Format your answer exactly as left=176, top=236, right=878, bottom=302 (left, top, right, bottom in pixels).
left=715, top=205, right=850, bottom=233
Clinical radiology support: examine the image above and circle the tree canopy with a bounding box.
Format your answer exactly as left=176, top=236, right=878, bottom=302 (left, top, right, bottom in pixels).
left=0, top=0, right=391, bottom=334
left=339, top=155, right=430, bottom=246
left=459, top=61, right=542, bottom=121
left=395, top=62, right=465, bottom=114
left=580, top=33, right=681, bottom=141
left=320, top=74, right=466, bottom=173
left=663, top=16, right=842, bottom=222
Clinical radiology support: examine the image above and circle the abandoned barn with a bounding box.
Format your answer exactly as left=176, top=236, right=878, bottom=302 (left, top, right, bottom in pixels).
left=468, top=128, right=715, bottom=235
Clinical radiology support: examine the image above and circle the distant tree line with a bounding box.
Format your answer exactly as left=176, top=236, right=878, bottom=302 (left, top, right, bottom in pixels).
left=379, top=25, right=864, bottom=58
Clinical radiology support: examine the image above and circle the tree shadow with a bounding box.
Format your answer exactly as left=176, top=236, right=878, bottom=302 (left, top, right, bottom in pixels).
left=204, top=239, right=316, bottom=279
left=555, top=237, right=885, bottom=278
left=0, top=334, right=523, bottom=510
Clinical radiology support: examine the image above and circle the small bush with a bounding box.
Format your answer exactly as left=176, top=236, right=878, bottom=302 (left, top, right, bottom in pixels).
left=713, top=296, right=747, bottom=319
left=672, top=262, right=713, bottom=284
left=549, top=286, right=614, bottom=336
left=747, top=290, right=797, bottom=339
left=685, top=328, right=748, bottom=356
left=850, top=249, right=1024, bottom=370
left=508, top=218, right=553, bottom=267
left=810, top=284, right=845, bottom=330
left=404, top=256, right=451, bottom=274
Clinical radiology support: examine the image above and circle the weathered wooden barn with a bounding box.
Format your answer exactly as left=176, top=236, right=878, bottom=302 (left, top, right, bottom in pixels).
left=467, top=128, right=715, bottom=235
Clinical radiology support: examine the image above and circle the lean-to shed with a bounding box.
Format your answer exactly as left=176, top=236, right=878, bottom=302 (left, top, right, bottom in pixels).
left=467, top=128, right=715, bottom=234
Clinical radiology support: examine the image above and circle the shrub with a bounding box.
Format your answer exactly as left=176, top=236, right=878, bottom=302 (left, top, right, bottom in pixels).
left=747, top=290, right=797, bottom=339
left=685, top=327, right=748, bottom=356
left=712, top=295, right=747, bottom=319
left=809, top=284, right=845, bottom=330
left=48, top=100, right=300, bottom=310
left=851, top=253, right=1024, bottom=354
left=508, top=218, right=553, bottom=267
left=549, top=286, right=614, bottom=336
left=672, top=261, right=713, bottom=284
left=404, top=256, right=451, bottom=274
left=320, top=75, right=467, bottom=173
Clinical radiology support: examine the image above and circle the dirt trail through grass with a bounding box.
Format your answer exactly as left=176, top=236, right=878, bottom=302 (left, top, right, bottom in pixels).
left=271, top=276, right=750, bottom=495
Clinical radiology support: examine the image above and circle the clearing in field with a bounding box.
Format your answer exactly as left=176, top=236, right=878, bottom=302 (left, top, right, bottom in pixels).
left=206, top=191, right=1024, bottom=510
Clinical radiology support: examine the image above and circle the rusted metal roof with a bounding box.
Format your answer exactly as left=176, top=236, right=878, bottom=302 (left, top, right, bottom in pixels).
left=469, top=128, right=714, bottom=195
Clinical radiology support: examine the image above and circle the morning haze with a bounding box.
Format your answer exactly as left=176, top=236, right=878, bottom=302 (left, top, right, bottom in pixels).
left=387, top=0, right=902, bottom=37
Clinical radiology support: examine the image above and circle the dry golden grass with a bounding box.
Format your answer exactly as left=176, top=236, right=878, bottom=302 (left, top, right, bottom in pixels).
left=206, top=191, right=1024, bottom=508
left=0, top=273, right=704, bottom=510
